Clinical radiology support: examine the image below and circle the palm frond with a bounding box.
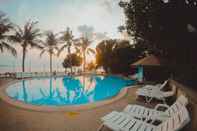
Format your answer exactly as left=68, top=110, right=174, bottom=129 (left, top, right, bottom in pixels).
left=0, top=12, right=16, bottom=57
left=57, top=45, right=67, bottom=56
left=0, top=12, right=9, bottom=23
left=75, top=47, right=81, bottom=53
left=0, top=12, right=12, bottom=30
left=29, top=41, right=43, bottom=50
left=59, top=27, right=73, bottom=41
left=31, top=29, right=42, bottom=37
left=54, top=46, right=59, bottom=51
left=0, top=44, right=3, bottom=52
left=50, top=49, right=57, bottom=56
left=8, top=34, right=22, bottom=43
left=40, top=49, right=46, bottom=57
left=87, top=48, right=95, bottom=55
left=37, top=39, right=45, bottom=46
left=13, top=24, right=24, bottom=36
left=0, top=42, right=17, bottom=56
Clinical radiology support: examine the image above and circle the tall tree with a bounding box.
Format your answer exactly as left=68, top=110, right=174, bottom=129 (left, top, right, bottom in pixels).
left=62, top=53, right=82, bottom=72
left=96, top=39, right=116, bottom=73
left=76, top=37, right=95, bottom=72
left=0, top=11, right=16, bottom=56
left=11, top=21, right=42, bottom=72
left=96, top=39, right=145, bottom=74
left=119, top=0, right=197, bottom=65
left=58, top=27, right=75, bottom=73
left=40, top=31, right=59, bottom=73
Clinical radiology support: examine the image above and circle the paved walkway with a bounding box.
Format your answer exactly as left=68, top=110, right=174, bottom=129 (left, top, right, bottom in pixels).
left=0, top=79, right=196, bottom=131
left=0, top=79, right=140, bottom=131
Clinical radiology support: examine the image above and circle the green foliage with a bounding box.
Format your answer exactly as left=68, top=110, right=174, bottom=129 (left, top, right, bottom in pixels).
left=75, top=37, right=95, bottom=72
left=40, top=31, right=59, bottom=73
left=10, top=20, right=42, bottom=72
left=96, top=39, right=146, bottom=74
left=0, top=11, right=17, bottom=56
left=58, top=27, right=74, bottom=56
left=58, top=27, right=76, bottom=72
left=86, top=62, right=96, bottom=71
left=96, top=39, right=116, bottom=72
left=120, top=0, right=197, bottom=65
left=62, top=53, right=82, bottom=69
left=40, top=31, right=59, bottom=56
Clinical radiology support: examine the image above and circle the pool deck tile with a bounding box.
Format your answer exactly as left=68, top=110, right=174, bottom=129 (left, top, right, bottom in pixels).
left=0, top=79, right=196, bottom=131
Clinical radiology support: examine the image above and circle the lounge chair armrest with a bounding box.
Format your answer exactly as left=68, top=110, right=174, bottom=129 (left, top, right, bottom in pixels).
left=148, top=114, right=170, bottom=125
left=145, top=116, right=158, bottom=124
left=155, top=84, right=162, bottom=86
left=144, top=115, right=159, bottom=124
left=140, top=86, right=159, bottom=91
left=155, top=104, right=170, bottom=111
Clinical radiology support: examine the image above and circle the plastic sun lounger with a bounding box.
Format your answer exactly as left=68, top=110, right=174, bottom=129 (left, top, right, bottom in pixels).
left=123, top=95, right=188, bottom=122
left=138, top=80, right=169, bottom=93
left=98, top=105, right=190, bottom=131
left=136, top=84, right=177, bottom=103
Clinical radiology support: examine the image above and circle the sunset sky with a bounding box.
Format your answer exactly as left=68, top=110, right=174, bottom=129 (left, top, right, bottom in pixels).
left=0, top=0, right=125, bottom=72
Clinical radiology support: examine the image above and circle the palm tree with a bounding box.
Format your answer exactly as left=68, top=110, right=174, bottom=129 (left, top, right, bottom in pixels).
left=40, top=31, right=59, bottom=73
left=76, top=37, right=95, bottom=72
left=10, top=21, right=42, bottom=72
left=0, top=11, right=17, bottom=56
left=22, top=80, right=28, bottom=102
left=58, top=27, right=74, bottom=73
left=96, top=39, right=117, bottom=72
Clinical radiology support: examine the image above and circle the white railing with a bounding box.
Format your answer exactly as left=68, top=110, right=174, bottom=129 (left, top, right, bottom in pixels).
left=0, top=72, right=67, bottom=79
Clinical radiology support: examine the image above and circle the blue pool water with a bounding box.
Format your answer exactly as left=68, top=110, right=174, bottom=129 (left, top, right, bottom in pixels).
left=6, top=75, right=135, bottom=106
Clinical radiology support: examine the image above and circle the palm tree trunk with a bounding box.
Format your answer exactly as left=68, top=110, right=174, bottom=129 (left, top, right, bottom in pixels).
left=22, top=47, right=26, bottom=72
left=83, top=51, right=86, bottom=72
left=70, top=57, right=73, bottom=73
left=22, top=80, right=28, bottom=102
left=68, top=47, right=73, bottom=73
left=50, top=53, right=52, bottom=73
left=49, top=78, right=53, bottom=98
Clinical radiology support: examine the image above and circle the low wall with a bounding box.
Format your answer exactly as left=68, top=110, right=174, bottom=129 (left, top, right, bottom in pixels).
left=169, top=79, right=197, bottom=131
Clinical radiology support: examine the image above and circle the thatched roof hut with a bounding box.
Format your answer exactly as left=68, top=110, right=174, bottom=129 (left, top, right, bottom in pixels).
left=132, top=55, right=161, bottom=66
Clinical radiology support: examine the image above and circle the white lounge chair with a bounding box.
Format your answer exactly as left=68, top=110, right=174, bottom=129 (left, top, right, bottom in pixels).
left=123, top=95, right=188, bottom=122
left=136, top=84, right=177, bottom=103
left=138, top=80, right=169, bottom=93
left=99, top=105, right=190, bottom=131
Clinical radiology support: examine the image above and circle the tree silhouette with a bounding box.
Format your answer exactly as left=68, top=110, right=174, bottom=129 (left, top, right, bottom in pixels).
left=0, top=11, right=17, bottom=56
left=58, top=27, right=75, bottom=73
left=10, top=21, right=42, bottom=72
left=120, top=0, right=197, bottom=65
left=62, top=53, right=82, bottom=72
left=40, top=31, right=59, bottom=73
left=75, top=37, right=95, bottom=72
left=96, top=39, right=145, bottom=74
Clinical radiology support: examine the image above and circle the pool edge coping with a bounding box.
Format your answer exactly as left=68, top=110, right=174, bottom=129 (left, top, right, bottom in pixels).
left=0, top=78, right=138, bottom=112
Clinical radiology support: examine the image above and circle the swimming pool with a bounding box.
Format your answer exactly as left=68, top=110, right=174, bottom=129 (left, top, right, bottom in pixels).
left=6, top=75, right=135, bottom=106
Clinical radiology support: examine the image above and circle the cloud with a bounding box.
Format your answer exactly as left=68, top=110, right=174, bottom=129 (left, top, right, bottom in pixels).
left=94, top=32, right=108, bottom=40
left=0, top=0, right=124, bottom=72
left=98, top=0, right=119, bottom=14
left=77, top=25, right=94, bottom=39
left=99, top=0, right=113, bottom=13
left=8, top=0, right=123, bottom=39
left=77, top=25, right=109, bottom=41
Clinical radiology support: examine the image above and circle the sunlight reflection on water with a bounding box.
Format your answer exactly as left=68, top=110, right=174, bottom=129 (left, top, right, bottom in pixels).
left=6, top=75, right=135, bottom=106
